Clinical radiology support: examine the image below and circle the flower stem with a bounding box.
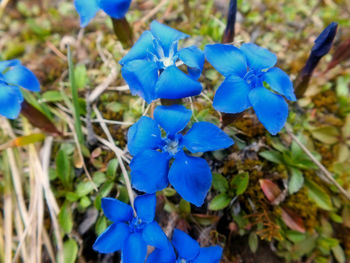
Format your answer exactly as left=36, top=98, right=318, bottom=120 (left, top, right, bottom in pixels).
left=111, top=17, right=134, bottom=49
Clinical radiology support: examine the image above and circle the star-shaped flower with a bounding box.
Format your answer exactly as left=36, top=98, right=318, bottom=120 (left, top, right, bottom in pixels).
left=127, top=105, right=234, bottom=206
left=205, top=43, right=296, bottom=135
left=120, top=21, right=205, bottom=103
left=93, top=194, right=169, bottom=263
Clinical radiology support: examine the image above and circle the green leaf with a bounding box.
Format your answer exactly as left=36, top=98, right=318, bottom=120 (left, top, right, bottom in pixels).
left=107, top=158, right=119, bottom=179
left=93, top=172, right=106, bottom=186
left=270, top=137, right=288, bottom=152
left=58, top=202, right=73, bottom=234
left=212, top=173, right=228, bottom=193
left=95, top=216, right=107, bottom=236
left=179, top=199, right=191, bottom=215
left=248, top=232, right=258, bottom=253
left=94, top=181, right=114, bottom=210
left=56, top=149, right=71, bottom=187
left=209, top=193, right=231, bottom=210
left=288, top=168, right=304, bottom=194
left=63, top=239, right=78, bottom=263
left=309, top=126, right=339, bottom=144
left=231, top=172, right=249, bottom=195
left=42, top=90, right=63, bottom=102
left=79, top=196, right=91, bottom=208
left=74, top=64, right=87, bottom=90
left=259, top=150, right=283, bottom=164
left=286, top=230, right=306, bottom=243
left=76, top=181, right=95, bottom=197
left=332, top=244, right=346, bottom=263
left=305, top=179, right=333, bottom=211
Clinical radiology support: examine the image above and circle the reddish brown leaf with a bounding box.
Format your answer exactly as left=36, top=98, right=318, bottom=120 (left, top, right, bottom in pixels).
left=281, top=207, right=306, bottom=233
left=259, top=179, right=282, bottom=203
left=326, top=37, right=350, bottom=72
left=20, top=101, right=62, bottom=136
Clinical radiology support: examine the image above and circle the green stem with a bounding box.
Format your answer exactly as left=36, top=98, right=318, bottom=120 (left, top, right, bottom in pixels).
left=67, top=45, right=85, bottom=145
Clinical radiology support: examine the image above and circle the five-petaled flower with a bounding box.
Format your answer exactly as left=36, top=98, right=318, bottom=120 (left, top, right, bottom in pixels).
left=93, top=194, right=169, bottom=263
left=205, top=43, right=296, bottom=135
left=120, top=21, right=205, bottom=103
left=127, top=104, right=234, bottom=206
left=147, top=228, right=223, bottom=263
left=74, top=0, right=132, bottom=27
left=0, top=59, right=40, bottom=119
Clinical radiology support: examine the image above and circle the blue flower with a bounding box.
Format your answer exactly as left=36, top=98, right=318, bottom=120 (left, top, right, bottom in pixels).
left=205, top=43, right=296, bottom=135
left=127, top=105, right=234, bottom=206
left=148, top=229, right=223, bottom=263
left=74, top=0, right=132, bottom=27
left=93, top=194, right=169, bottom=263
left=0, top=59, right=40, bottom=119
left=120, top=21, right=205, bottom=103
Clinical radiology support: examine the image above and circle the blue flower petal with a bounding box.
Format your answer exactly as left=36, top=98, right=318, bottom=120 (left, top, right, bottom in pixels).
left=213, top=75, right=251, bottom=113
left=154, top=105, right=192, bottom=136
left=93, top=222, right=129, bottom=253
left=121, top=59, right=159, bottom=103
left=150, top=21, right=189, bottom=57
left=4, top=65, right=40, bottom=92
left=204, top=44, right=247, bottom=77
left=169, top=152, right=211, bottom=206
left=142, top=221, right=169, bottom=248
left=155, top=65, right=202, bottom=99
left=177, top=46, right=205, bottom=79
left=127, top=116, right=162, bottom=156
left=74, top=0, right=100, bottom=27
left=0, top=83, right=23, bottom=119
left=134, top=194, right=156, bottom=223
left=263, top=67, right=296, bottom=101
left=147, top=241, right=176, bottom=263
left=183, top=122, right=234, bottom=153
left=248, top=87, right=288, bottom=135
left=0, top=59, right=21, bottom=72
left=99, top=0, right=131, bottom=19
left=192, top=246, right=223, bottom=263
left=240, top=43, right=277, bottom=70
left=172, top=229, right=200, bottom=260
left=120, top=31, right=157, bottom=65
left=101, top=197, right=133, bottom=222
left=130, top=150, right=169, bottom=193
left=122, top=233, right=147, bottom=263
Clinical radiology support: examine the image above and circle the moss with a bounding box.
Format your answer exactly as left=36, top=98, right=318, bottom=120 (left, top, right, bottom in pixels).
left=93, top=93, right=127, bottom=148
left=314, top=141, right=336, bottom=168
left=234, top=115, right=266, bottom=137
left=283, top=188, right=318, bottom=231
left=312, top=90, right=339, bottom=114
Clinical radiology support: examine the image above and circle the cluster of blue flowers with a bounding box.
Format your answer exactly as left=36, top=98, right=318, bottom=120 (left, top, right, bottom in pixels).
left=0, top=3, right=296, bottom=262
left=94, top=194, right=223, bottom=263
left=91, top=20, right=295, bottom=262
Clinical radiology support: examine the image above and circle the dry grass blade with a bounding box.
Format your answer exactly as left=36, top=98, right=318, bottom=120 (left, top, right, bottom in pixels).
left=92, top=105, right=135, bottom=209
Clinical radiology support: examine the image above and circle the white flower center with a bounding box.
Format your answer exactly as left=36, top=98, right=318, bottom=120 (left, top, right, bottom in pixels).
left=161, top=56, right=174, bottom=67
